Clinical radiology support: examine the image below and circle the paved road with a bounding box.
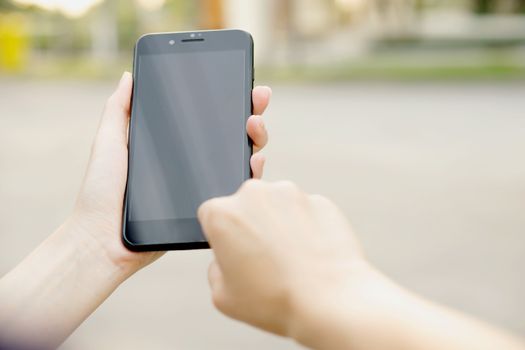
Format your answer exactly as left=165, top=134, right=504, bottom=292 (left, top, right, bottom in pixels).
left=1, top=79, right=524, bottom=349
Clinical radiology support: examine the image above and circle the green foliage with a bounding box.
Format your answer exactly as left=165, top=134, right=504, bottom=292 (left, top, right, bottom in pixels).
left=0, top=0, right=15, bottom=10
left=473, top=0, right=492, bottom=14
left=472, top=0, right=525, bottom=14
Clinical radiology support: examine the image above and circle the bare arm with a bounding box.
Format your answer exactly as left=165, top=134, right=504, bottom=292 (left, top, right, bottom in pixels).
left=198, top=180, right=525, bottom=350
left=0, top=220, right=132, bottom=348
left=292, top=265, right=524, bottom=350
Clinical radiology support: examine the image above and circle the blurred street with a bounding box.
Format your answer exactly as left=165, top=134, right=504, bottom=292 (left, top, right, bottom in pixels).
left=1, top=79, right=525, bottom=349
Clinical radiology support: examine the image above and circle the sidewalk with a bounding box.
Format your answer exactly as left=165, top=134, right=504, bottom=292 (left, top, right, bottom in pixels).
left=1, top=79, right=524, bottom=349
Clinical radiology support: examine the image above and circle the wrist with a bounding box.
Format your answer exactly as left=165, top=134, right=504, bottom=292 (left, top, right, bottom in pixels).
left=62, top=213, right=134, bottom=283
left=67, top=206, right=164, bottom=282
left=287, top=261, right=400, bottom=350
left=0, top=218, right=130, bottom=347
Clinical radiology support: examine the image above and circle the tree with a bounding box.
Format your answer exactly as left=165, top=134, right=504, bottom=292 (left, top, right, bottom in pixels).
left=517, top=0, right=525, bottom=13
left=0, top=0, right=15, bottom=10
left=473, top=0, right=492, bottom=14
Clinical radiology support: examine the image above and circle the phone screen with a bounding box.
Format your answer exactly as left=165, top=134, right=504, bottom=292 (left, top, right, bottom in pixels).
left=128, top=49, right=246, bottom=223
left=123, top=30, right=254, bottom=250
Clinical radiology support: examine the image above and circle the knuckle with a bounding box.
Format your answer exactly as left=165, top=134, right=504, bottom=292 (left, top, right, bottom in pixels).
left=240, top=178, right=264, bottom=193
left=197, top=199, right=213, bottom=219
left=310, top=194, right=334, bottom=207
left=275, top=180, right=301, bottom=195
left=211, top=294, right=223, bottom=311
left=207, top=261, right=221, bottom=287
left=199, top=198, right=238, bottom=233
left=203, top=210, right=222, bottom=235
left=309, top=193, right=329, bottom=204
left=211, top=290, right=229, bottom=314
left=199, top=199, right=223, bottom=226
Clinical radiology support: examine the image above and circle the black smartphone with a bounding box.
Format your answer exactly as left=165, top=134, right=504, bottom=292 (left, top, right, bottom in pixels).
left=122, top=29, right=254, bottom=251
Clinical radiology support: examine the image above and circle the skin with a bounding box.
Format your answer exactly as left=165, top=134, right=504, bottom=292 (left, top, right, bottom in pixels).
left=198, top=180, right=525, bottom=350
left=0, top=72, right=271, bottom=348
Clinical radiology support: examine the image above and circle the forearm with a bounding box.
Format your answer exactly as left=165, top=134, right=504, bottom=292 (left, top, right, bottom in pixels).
left=291, top=267, right=525, bottom=350
left=0, top=218, right=129, bottom=348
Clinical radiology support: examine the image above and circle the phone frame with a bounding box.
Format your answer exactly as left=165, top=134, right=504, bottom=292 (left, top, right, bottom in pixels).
left=122, top=29, right=254, bottom=251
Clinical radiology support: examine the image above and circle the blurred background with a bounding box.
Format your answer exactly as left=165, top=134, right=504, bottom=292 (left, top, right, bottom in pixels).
left=1, top=0, right=525, bottom=78
left=1, top=0, right=524, bottom=349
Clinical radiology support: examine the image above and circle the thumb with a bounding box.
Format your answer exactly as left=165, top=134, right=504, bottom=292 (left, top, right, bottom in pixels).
left=97, top=72, right=133, bottom=146
left=77, top=72, right=133, bottom=212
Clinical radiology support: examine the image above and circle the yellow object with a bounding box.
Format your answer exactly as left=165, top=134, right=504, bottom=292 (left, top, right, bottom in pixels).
left=0, top=14, right=28, bottom=71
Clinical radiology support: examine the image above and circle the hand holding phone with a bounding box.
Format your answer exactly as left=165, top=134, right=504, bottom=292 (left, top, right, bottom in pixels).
left=0, top=67, right=271, bottom=348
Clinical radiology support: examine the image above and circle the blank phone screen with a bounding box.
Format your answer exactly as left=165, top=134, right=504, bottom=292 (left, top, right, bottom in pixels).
left=128, top=49, right=246, bottom=222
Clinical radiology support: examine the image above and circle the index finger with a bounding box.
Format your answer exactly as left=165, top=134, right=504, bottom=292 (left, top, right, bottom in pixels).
left=252, top=86, right=272, bottom=115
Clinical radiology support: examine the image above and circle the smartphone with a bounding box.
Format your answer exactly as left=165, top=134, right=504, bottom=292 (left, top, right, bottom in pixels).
left=122, top=29, right=254, bottom=251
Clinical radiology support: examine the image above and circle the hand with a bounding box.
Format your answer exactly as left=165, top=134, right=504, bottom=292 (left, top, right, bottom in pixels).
left=198, top=181, right=525, bottom=350
left=197, top=180, right=368, bottom=338
left=0, top=75, right=272, bottom=348
left=71, top=72, right=272, bottom=277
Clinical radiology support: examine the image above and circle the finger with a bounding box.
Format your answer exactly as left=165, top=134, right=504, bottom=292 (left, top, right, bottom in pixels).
left=197, top=197, right=232, bottom=242
left=98, top=72, right=133, bottom=145
left=247, top=115, right=268, bottom=153
left=208, top=260, right=222, bottom=288
left=208, top=260, right=230, bottom=313
left=252, top=86, right=272, bottom=115
left=250, top=153, right=266, bottom=179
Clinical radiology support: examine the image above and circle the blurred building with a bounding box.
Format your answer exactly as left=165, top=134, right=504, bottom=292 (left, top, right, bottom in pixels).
left=218, top=0, right=525, bottom=64
left=1, top=0, right=525, bottom=72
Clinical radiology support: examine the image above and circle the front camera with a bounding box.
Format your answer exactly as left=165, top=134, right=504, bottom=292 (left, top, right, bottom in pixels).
left=190, top=33, right=196, bottom=38
left=169, top=40, right=175, bottom=45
